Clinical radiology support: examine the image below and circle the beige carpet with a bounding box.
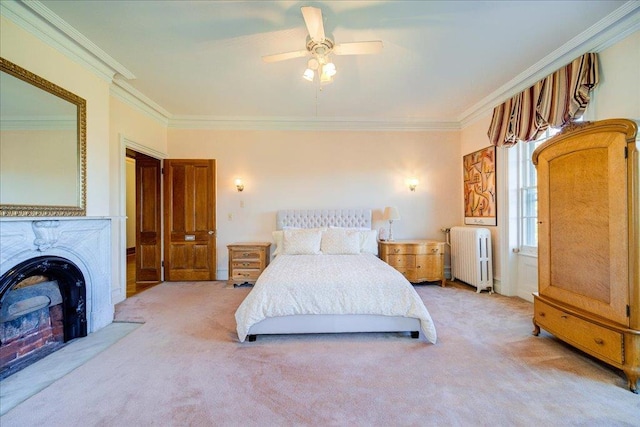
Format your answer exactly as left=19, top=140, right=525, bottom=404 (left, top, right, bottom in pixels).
left=1, top=281, right=638, bottom=426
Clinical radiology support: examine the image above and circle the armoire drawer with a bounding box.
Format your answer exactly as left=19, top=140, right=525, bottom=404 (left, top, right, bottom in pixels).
left=534, top=299, right=623, bottom=365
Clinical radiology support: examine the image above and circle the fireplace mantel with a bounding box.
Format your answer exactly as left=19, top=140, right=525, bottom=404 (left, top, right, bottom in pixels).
left=0, top=218, right=113, bottom=333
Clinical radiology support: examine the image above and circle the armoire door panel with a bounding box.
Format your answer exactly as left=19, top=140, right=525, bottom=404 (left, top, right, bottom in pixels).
left=537, top=130, right=629, bottom=325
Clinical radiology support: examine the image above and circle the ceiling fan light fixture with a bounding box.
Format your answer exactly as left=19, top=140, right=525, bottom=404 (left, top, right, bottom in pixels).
left=322, top=62, right=337, bottom=77
left=302, top=68, right=315, bottom=82
left=307, top=58, right=319, bottom=70
left=320, top=72, right=333, bottom=84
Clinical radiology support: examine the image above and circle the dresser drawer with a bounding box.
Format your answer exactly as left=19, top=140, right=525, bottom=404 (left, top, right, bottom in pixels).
left=534, top=299, right=623, bottom=365
left=381, top=244, right=416, bottom=256
left=399, top=269, right=417, bottom=282
left=232, top=269, right=261, bottom=282
left=387, top=254, right=415, bottom=268
left=232, top=260, right=261, bottom=269
left=411, top=243, right=443, bottom=255
left=230, top=249, right=264, bottom=260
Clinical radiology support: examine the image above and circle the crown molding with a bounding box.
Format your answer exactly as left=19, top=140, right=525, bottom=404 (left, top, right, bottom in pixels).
left=458, top=1, right=640, bottom=128
left=168, top=116, right=461, bottom=132
left=0, top=0, right=135, bottom=82
left=110, top=79, right=170, bottom=126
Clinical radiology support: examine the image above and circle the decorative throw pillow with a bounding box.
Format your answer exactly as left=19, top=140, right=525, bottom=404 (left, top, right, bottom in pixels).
left=320, top=228, right=361, bottom=254
left=282, top=229, right=322, bottom=255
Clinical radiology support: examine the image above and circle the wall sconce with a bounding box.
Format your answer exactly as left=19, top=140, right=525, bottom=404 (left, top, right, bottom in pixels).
left=234, top=178, right=244, bottom=192
left=407, top=178, right=419, bottom=192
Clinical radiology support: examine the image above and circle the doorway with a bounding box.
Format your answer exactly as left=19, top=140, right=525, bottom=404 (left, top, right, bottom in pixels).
left=126, top=149, right=162, bottom=297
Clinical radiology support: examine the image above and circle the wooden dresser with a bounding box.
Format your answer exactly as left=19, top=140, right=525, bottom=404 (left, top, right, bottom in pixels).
left=378, top=240, right=445, bottom=286
left=532, top=119, right=639, bottom=393
left=227, top=242, right=271, bottom=287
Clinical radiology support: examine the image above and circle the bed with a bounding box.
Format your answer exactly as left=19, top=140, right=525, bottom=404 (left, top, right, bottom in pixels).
left=234, top=209, right=437, bottom=343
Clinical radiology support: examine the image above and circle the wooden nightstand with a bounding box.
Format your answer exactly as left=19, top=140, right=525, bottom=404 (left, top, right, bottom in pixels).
left=227, top=242, right=271, bottom=287
left=378, top=240, right=445, bottom=286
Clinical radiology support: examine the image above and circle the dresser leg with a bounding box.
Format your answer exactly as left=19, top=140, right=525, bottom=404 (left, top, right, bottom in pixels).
left=624, top=370, right=639, bottom=393
left=532, top=318, right=540, bottom=336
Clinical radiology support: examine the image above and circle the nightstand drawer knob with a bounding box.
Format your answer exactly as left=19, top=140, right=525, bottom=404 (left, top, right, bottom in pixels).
left=393, top=249, right=400, bottom=254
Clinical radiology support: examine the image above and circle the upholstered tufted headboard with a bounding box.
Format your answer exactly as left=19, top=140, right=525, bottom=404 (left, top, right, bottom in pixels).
left=276, top=209, right=372, bottom=230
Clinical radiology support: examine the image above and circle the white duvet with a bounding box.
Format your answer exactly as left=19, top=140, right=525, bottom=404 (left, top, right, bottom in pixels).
left=234, top=253, right=437, bottom=343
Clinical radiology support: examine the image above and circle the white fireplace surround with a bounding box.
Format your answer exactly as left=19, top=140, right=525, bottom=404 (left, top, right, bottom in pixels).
left=0, top=218, right=113, bottom=333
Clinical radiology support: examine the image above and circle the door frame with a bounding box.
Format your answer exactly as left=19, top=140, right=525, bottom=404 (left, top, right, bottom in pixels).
left=116, top=134, right=167, bottom=303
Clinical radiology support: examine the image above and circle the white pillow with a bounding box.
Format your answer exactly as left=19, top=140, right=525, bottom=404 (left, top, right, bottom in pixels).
left=274, top=227, right=327, bottom=256
left=329, top=226, right=378, bottom=255
left=359, top=229, right=379, bottom=255
left=272, top=230, right=284, bottom=256
left=282, top=229, right=322, bottom=255
left=320, top=228, right=361, bottom=255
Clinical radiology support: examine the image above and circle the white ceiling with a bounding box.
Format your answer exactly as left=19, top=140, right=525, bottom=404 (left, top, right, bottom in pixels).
left=12, top=1, right=640, bottom=128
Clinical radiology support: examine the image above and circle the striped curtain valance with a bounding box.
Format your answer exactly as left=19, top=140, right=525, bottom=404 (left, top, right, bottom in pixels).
left=487, top=53, right=599, bottom=147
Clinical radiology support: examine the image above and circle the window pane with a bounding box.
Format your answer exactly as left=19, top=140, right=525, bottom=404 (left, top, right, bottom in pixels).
left=523, top=217, right=538, bottom=247
left=524, top=189, right=537, bottom=216
left=518, top=123, right=568, bottom=251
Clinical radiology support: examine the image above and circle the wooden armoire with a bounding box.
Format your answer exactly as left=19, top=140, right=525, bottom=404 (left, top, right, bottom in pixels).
left=532, top=118, right=639, bottom=393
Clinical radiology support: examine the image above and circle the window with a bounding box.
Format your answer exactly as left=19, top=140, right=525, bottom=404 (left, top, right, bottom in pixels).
left=517, top=127, right=560, bottom=254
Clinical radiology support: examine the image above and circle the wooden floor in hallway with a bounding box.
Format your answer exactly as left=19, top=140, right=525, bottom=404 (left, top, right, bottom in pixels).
left=126, top=252, right=159, bottom=298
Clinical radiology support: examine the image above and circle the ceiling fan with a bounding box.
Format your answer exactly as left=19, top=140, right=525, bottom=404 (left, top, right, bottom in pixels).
left=262, top=6, right=383, bottom=84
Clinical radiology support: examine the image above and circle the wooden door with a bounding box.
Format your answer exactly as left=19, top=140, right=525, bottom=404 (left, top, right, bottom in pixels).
left=163, top=159, right=217, bottom=281
left=135, top=153, right=162, bottom=282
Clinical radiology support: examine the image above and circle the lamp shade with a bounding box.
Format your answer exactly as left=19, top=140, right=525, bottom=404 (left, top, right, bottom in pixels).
left=383, top=206, right=400, bottom=221
left=302, top=68, right=314, bottom=81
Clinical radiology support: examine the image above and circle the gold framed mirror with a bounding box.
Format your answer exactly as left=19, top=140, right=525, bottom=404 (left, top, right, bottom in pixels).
left=0, top=57, right=86, bottom=217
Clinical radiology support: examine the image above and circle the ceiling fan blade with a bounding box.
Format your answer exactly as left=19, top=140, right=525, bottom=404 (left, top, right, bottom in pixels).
left=262, top=50, right=309, bottom=63
left=301, top=6, right=325, bottom=42
left=333, top=41, right=384, bottom=56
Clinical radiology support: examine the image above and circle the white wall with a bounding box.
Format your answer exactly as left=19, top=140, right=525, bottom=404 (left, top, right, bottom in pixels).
left=109, top=85, right=169, bottom=303
left=168, top=128, right=462, bottom=278
left=589, top=30, right=640, bottom=121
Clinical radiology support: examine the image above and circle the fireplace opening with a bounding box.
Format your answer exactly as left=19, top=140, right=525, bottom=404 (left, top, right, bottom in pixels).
left=0, top=256, right=87, bottom=379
